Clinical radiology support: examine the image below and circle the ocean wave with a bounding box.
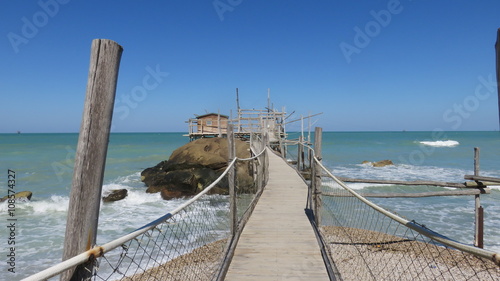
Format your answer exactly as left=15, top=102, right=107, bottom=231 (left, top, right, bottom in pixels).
left=334, top=163, right=468, bottom=184
left=0, top=195, right=70, bottom=214
left=419, top=140, right=459, bottom=147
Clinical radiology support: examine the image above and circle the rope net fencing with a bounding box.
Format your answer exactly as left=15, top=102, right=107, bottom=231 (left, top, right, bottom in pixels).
left=92, top=194, right=231, bottom=281
left=313, top=157, right=500, bottom=281
left=23, top=135, right=268, bottom=281
left=234, top=132, right=268, bottom=223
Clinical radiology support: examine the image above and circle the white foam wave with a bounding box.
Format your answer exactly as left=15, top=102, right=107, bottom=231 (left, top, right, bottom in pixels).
left=30, top=195, right=69, bottom=213
left=0, top=195, right=70, bottom=214
left=334, top=163, right=468, bottom=184
left=419, top=140, right=459, bottom=147
left=346, top=182, right=388, bottom=190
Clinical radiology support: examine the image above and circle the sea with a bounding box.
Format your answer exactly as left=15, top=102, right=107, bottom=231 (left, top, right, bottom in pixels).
left=1, top=131, right=499, bottom=280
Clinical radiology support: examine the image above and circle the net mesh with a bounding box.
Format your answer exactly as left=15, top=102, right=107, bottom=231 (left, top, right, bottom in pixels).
left=92, top=195, right=231, bottom=281
left=317, top=164, right=500, bottom=281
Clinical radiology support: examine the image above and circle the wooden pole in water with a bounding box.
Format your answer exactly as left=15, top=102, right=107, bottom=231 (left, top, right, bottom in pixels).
left=474, top=147, right=484, bottom=248
left=228, top=124, right=237, bottom=235
left=496, top=28, right=500, bottom=131
left=313, top=127, right=323, bottom=225
left=61, top=39, right=122, bottom=281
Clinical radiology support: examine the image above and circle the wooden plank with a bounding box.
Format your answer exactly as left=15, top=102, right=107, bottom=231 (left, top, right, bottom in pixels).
left=225, top=149, right=329, bottom=280
left=61, top=39, right=122, bottom=281
left=323, top=188, right=490, bottom=198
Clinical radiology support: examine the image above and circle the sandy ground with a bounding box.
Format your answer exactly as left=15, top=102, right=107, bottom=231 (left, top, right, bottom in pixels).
left=321, top=226, right=500, bottom=281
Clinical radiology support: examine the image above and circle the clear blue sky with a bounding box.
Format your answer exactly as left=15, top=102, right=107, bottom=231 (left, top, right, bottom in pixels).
left=1, top=0, right=499, bottom=133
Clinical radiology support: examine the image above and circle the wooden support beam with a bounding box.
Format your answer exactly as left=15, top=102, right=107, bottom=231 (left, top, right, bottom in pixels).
left=496, top=28, right=500, bottom=130
left=297, top=135, right=303, bottom=171
left=61, top=39, right=122, bottom=281
left=464, top=174, right=500, bottom=184
left=465, top=181, right=500, bottom=187
left=473, top=147, right=483, bottom=248
left=336, top=177, right=467, bottom=188
left=313, top=127, right=322, bottom=225
left=323, top=188, right=490, bottom=198
left=228, top=124, right=237, bottom=236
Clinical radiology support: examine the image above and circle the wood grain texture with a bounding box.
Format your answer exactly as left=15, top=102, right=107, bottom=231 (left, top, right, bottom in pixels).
left=61, top=39, right=122, bottom=281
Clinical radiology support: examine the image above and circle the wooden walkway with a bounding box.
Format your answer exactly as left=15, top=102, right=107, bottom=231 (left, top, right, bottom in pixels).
left=225, top=149, right=329, bottom=280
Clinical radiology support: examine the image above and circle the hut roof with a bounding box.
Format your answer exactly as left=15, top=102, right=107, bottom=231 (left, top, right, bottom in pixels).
left=195, top=113, right=229, bottom=119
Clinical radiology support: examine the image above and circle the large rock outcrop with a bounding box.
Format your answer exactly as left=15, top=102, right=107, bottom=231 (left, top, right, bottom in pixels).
left=141, top=137, right=254, bottom=200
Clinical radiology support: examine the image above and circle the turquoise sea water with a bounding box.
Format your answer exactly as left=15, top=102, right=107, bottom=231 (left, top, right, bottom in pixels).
left=1, top=131, right=499, bottom=280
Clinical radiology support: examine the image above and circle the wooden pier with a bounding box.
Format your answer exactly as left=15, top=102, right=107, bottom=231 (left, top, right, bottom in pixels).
left=225, top=149, right=329, bottom=280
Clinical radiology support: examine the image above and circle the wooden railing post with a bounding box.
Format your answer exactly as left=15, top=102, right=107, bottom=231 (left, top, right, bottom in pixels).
left=228, top=124, right=237, bottom=235
left=474, top=147, right=484, bottom=248
left=309, top=154, right=316, bottom=210
left=297, top=135, right=303, bottom=171
left=61, top=39, right=122, bottom=281
left=313, top=127, right=323, bottom=225
left=495, top=28, right=500, bottom=131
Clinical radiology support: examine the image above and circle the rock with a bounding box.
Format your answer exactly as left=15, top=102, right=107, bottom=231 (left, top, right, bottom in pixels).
left=361, top=160, right=394, bottom=167
left=160, top=189, right=185, bottom=200
left=141, top=137, right=254, bottom=200
left=372, top=160, right=394, bottom=167
left=0, top=191, right=32, bottom=203
left=102, top=189, right=128, bottom=202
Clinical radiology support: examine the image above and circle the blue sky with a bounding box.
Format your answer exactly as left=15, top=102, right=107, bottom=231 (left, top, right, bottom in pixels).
left=1, top=0, right=499, bottom=133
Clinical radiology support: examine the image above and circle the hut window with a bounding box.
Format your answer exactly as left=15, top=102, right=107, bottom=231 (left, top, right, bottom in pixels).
left=206, top=120, right=213, bottom=126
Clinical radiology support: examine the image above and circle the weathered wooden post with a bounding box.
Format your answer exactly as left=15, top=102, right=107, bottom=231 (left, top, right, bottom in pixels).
left=263, top=129, right=270, bottom=185
left=495, top=28, right=500, bottom=131
left=61, top=39, right=122, bottom=281
left=228, top=124, right=237, bottom=235
left=218, top=110, right=222, bottom=137
left=297, top=135, right=304, bottom=171
left=313, top=127, right=323, bottom=225
left=474, top=147, right=484, bottom=248
left=309, top=154, right=315, bottom=210
left=308, top=142, right=314, bottom=170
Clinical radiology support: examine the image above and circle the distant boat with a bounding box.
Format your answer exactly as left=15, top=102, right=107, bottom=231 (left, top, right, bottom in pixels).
left=17, top=131, right=21, bottom=134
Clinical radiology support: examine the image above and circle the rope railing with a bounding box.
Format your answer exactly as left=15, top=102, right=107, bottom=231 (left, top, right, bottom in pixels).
left=23, top=135, right=268, bottom=281
left=295, top=137, right=500, bottom=280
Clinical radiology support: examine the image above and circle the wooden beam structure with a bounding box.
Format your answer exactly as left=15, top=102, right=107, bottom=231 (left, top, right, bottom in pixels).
left=465, top=174, right=500, bottom=184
